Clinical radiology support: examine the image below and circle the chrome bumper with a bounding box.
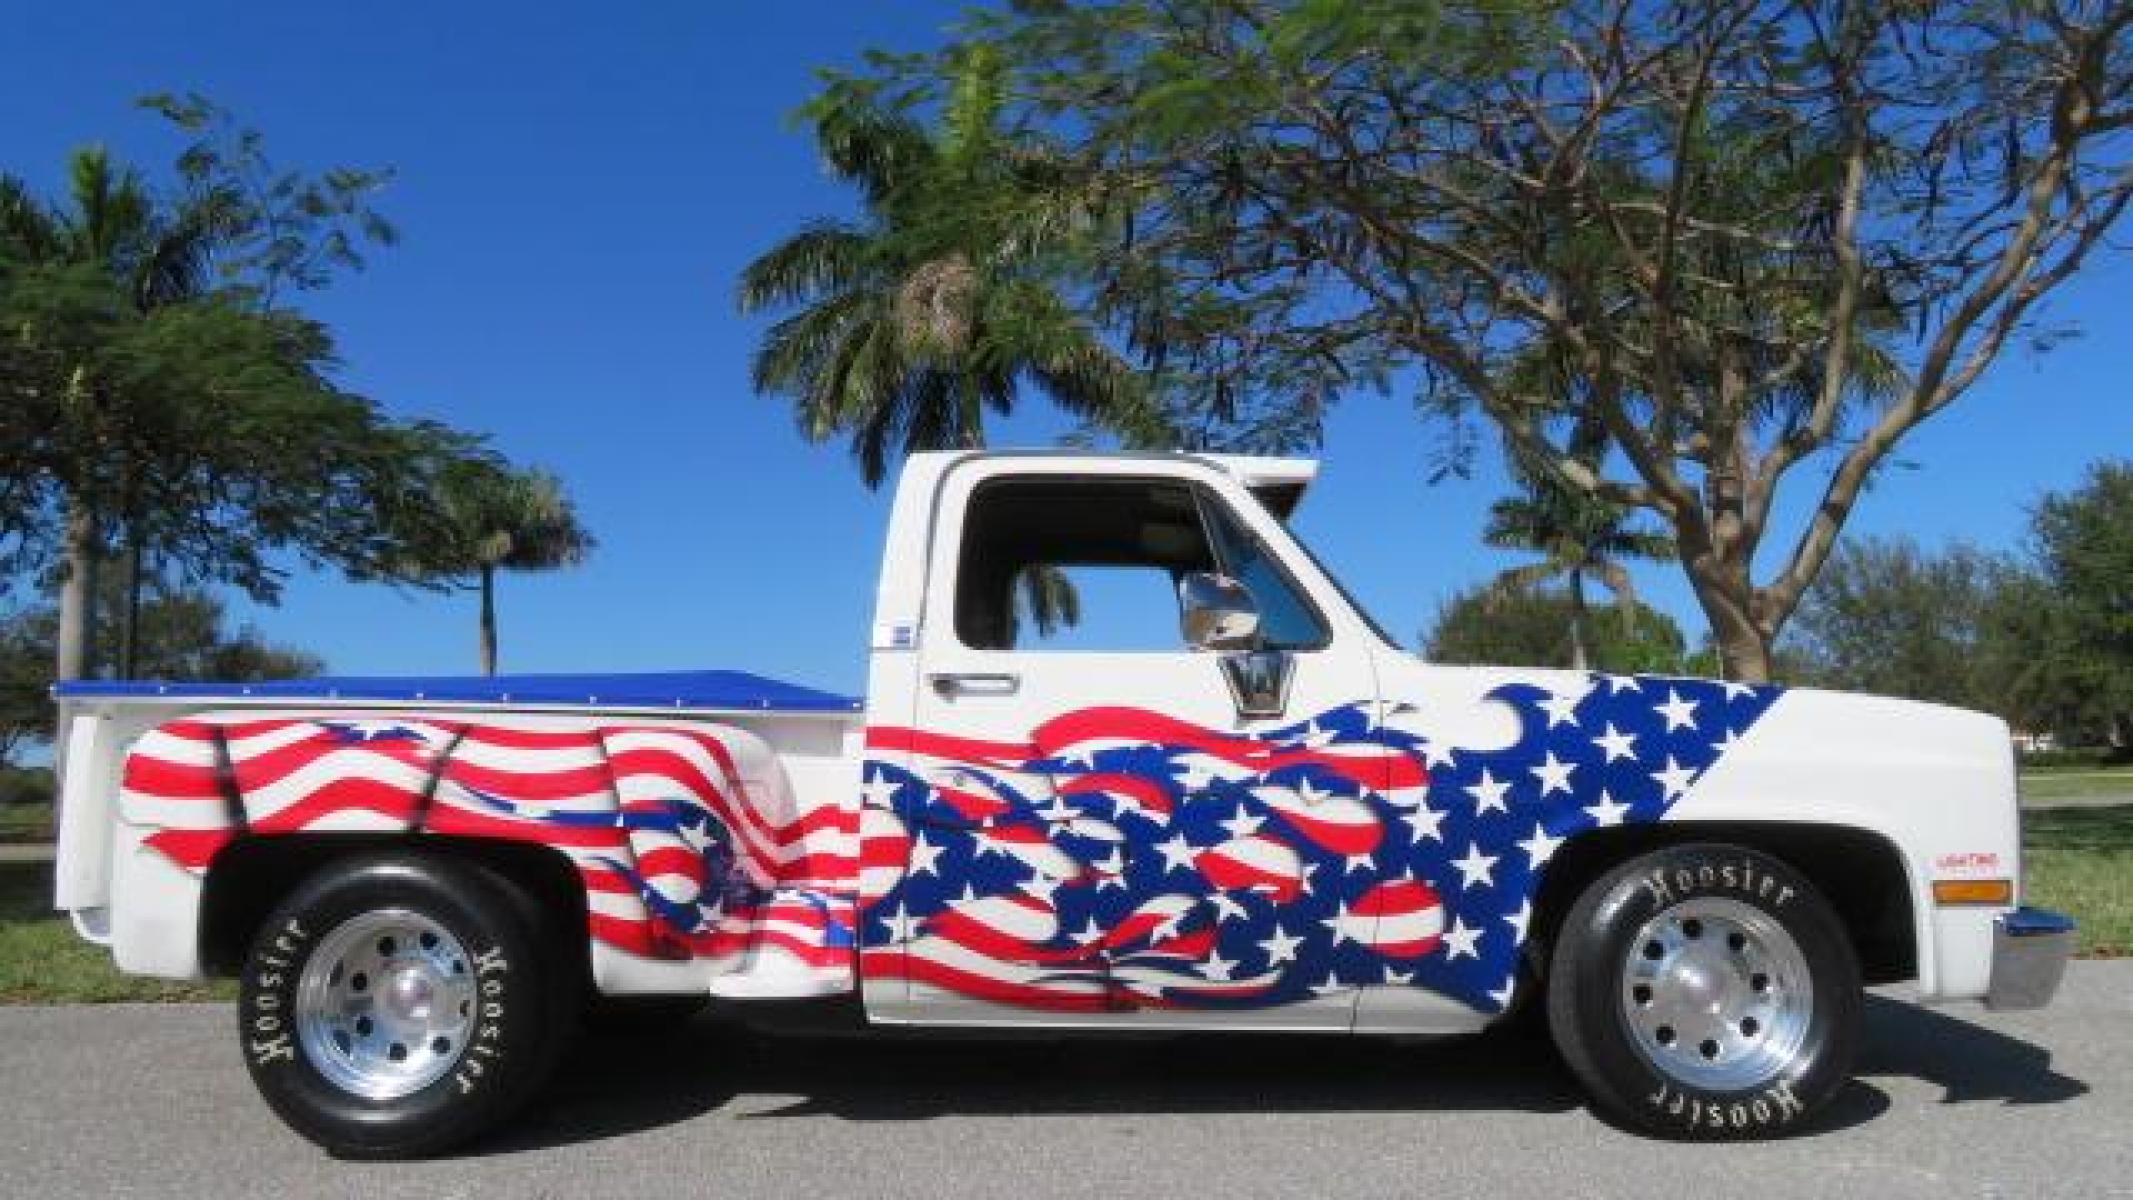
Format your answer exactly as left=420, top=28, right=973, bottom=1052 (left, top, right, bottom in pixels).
left=1985, top=906, right=2076, bottom=1011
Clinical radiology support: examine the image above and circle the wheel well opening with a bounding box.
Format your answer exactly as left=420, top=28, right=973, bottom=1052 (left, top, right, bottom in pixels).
left=199, top=836, right=590, bottom=981
left=1529, top=823, right=1917, bottom=986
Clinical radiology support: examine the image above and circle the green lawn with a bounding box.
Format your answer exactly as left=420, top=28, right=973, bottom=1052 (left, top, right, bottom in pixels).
left=0, top=802, right=55, bottom=845
left=0, top=860, right=231, bottom=1004
left=2020, top=766, right=2133, bottom=803
left=2024, top=803, right=2133, bottom=958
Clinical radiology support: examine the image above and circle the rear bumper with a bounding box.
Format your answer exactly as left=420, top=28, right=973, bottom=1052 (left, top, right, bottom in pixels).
left=1985, top=906, right=2076, bottom=1011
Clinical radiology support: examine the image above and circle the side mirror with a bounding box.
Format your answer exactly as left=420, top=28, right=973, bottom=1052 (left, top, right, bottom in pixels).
left=1179, top=571, right=1261, bottom=652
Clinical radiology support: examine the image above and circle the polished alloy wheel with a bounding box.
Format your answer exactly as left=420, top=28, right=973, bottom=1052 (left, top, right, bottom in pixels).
left=1617, top=895, right=1814, bottom=1092
left=294, top=908, right=477, bottom=1100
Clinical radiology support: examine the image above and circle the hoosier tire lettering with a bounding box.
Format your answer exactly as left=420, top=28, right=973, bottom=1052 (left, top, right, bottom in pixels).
left=245, top=917, right=311, bottom=1068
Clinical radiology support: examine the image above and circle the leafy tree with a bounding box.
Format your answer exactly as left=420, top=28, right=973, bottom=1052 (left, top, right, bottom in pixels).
left=0, top=106, right=479, bottom=681
left=0, top=578, right=322, bottom=763
left=1426, top=582, right=1686, bottom=675
left=1991, top=461, right=2133, bottom=745
left=1782, top=535, right=2006, bottom=709
left=416, top=462, right=593, bottom=676
left=835, top=0, right=2133, bottom=680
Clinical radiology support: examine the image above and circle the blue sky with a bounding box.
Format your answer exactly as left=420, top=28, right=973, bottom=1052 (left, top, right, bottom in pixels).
left=8, top=2, right=2129, bottom=695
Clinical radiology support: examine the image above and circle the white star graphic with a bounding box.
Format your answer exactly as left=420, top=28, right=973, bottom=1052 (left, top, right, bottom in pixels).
left=1605, top=673, right=1643, bottom=694
left=1453, top=842, right=1500, bottom=890
left=1530, top=751, right=1576, bottom=797
left=1503, top=898, right=1533, bottom=942
left=1219, top=804, right=1267, bottom=839
left=1155, top=833, right=1200, bottom=874
left=1296, top=777, right=1334, bottom=807
left=1018, top=874, right=1063, bottom=902
left=1592, top=722, right=1638, bottom=763
left=1655, top=688, right=1700, bottom=732
left=1466, top=769, right=1512, bottom=815
left=1420, top=741, right=1458, bottom=770
left=1721, top=680, right=1756, bottom=701
left=1441, top=915, right=1483, bottom=960
left=1402, top=802, right=1447, bottom=844
left=907, top=833, right=946, bottom=877
left=1298, top=720, right=1339, bottom=748
left=1069, top=917, right=1107, bottom=946
left=1201, top=951, right=1237, bottom=982
left=1516, top=822, right=1564, bottom=866
left=1175, top=758, right=1220, bottom=791
left=1344, top=853, right=1375, bottom=874
left=1210, top=892, right=1251, bottom=924
left=1259, top=924, right=1305, bottom=966
left=1311, top=972, right=1347, bottom=996
left=1652, top=755, right=1697, bottom=800
left=1487, top=976, right=1518, bottom=1010
left=858, top=772, right=902, bottom=811
left=1321, top=903, right=1355, bottom=945
left=1539, top=689, right=1583, bottom=728
left=1036, top=792, right=1077, bottom=823
left=1585, top=790, right=1631, bottom=827
left=1384, top=967, right=1416, bottom=985
left=877, top=905, right=923, bottom=943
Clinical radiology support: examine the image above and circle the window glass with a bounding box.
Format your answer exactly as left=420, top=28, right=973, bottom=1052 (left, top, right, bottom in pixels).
left=1198, top=492, right=1331, bottom=650
left=954, top=476, right=1217, bottom=652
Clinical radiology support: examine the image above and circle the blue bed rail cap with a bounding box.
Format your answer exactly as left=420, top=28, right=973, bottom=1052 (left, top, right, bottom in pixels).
left=51, top=669, right=864, bottom=713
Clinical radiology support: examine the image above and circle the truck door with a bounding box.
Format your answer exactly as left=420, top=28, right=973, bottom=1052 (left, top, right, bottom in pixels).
left=864, top=459, right=1410, bottom=1028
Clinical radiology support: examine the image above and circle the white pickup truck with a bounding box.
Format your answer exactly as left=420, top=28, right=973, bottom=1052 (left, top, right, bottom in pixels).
left=51, top=450, right=2073, bottom=1155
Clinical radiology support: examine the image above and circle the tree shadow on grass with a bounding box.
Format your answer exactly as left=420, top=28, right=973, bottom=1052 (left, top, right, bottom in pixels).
left=480, top=988, right=2078, bottom=1156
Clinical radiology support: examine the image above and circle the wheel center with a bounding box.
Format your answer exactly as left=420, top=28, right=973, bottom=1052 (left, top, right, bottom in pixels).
left=382, top=964, right=437, bottom=1023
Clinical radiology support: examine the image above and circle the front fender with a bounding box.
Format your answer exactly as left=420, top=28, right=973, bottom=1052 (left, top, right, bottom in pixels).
left=1668, top=688, right=2019, bottom=1000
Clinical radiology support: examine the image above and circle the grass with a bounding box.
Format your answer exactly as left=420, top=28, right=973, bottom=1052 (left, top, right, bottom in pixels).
left=2020, top=765, right=2133, bottom=803
left=2023, top=803, right=2133, bottom=958
left=0, top=860, right=231, bottom=1004
left=0, top=802, right=54, bottom=845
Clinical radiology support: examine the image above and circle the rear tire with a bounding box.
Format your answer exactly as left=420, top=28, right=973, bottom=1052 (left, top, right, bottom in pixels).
left=237, top=852, right=576, bottom=1158
left=1546, top=843, right=1860, bottom=1139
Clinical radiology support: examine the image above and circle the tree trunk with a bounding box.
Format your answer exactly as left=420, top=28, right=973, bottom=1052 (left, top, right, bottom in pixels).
left=117, top=532, right=144, bottom=680
left=1566, top=566, right=1591, bottom=672
left=478, top=564, right=498, bottom=677
left=1706, top=604, right=1775, bottom=682
left=54, top=502, right=98, bottom=682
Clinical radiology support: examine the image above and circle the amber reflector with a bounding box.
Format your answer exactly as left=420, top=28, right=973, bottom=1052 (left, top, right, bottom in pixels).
left=1932, top=879, right=2014, bottom=906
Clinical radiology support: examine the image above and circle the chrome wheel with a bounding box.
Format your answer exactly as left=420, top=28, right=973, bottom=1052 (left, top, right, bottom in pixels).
left=1618, top=896, right=1813, bottom=1092
left=294, top=908, right=477, bottom=1100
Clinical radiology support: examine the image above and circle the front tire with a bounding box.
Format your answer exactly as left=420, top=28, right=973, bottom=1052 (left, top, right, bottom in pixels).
left=237, top=852, right=575, bottom=1158
left=1546, top=843, right=1861, bottom=1139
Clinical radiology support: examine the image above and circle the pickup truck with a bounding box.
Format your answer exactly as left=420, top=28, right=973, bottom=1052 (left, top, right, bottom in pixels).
left=50, top=450, right=2074, bottom=1156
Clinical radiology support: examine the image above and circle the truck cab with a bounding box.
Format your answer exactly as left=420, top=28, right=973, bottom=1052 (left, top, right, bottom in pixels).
left=49, top=450, right=2074, bottom=1156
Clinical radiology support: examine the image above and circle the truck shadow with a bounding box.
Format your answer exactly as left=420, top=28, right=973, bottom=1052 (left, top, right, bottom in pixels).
left=485, top=993, right=2083, bottom=1155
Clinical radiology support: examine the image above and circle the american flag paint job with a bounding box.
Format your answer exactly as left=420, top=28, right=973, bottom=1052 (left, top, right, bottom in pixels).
left=858, top=674, right=1780, bottom=1015
left=112, top=672, right=1775, bottom=1014
left=117, top=716, right=859, bottom=989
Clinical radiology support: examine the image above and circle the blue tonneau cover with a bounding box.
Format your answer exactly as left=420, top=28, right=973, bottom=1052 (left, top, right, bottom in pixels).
left=52, top=669, right=863, bottom=714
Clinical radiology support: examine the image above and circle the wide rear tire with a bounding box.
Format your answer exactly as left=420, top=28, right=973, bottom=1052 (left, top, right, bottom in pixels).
left=1546, top=843, right=1861, bottom=1138
left=237, top=852, right=576, bottom=1158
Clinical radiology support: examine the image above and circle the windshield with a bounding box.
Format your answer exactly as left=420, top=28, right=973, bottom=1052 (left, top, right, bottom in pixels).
left=1234, top=484, right=1406, bottom=652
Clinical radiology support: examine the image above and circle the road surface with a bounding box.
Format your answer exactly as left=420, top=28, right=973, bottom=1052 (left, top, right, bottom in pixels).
left=0, top=964, right=2123, bottom=1199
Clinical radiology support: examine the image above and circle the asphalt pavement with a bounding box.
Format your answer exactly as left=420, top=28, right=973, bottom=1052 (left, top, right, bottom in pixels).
left=0, top=963, right=2125, bottom=1199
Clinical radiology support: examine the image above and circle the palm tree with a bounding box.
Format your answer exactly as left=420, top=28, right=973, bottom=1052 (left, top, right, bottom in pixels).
left=0, top=148, right=232, bottom=680
left=738, top=52, right=1150, bottom=634
left=1484, top=450, right=1676, bottom=673
left=428, top=464, right=593, bottom=675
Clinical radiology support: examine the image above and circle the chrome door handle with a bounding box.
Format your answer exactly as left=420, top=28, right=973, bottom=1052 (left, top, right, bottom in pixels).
left=928, top=672, right=1020, bottom=697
